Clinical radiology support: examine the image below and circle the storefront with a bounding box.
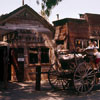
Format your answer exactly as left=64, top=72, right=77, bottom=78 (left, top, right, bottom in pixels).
left=53, top=13, right=100, bottom=51
left=0, top=5, right=55, bottom=81
left=53, top=18, right=89, bottom=50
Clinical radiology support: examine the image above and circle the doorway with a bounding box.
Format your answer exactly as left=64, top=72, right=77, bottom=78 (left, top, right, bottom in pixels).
left=0, top=46, right=11, bottom=82
left=11, top=48, right=24, bottom=82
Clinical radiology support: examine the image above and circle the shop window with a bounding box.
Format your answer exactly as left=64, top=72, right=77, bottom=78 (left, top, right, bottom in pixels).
left=29, top=48, right=38, bottom=64
left=41, top=48, right=49, bottom=63
left=18, top=48, right=24, bottom=58
left=25, top=36, right=31, bottom=41
left=38, top=36, right=44, bottom=43
left=29, top=47, right=49, bottom=64
left=75, top=40, right=82, bottom=48
left=75, top=39, right=88, bottom=49
left=18, top=36, right=23, bottom=40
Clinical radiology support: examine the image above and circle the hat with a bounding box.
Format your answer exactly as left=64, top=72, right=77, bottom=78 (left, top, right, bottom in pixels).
left=93, top=41, right=97, bottom=44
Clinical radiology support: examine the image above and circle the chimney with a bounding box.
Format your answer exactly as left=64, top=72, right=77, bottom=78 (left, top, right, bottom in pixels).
left=56, top=14, right=59, bottom=20
left=79, top=14, right=85, bottom=19
left=22, top=0, right=24, bottom=6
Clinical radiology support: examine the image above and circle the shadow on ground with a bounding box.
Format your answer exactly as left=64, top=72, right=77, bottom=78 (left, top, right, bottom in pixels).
left=1, top=81, right=100, bottom=100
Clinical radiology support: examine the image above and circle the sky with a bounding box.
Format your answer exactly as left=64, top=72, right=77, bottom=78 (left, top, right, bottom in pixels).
left=0, top=0, right=100, bottom=24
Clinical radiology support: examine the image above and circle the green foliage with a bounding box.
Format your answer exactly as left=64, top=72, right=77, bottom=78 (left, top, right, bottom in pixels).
left=36, top=0, right=62, bottom=16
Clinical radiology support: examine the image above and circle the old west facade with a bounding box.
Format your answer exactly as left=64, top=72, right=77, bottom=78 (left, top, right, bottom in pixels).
left=53, top=13, right=100, bottom=51
left=0, top=5, right=55, bottom=81
left=1, top=4, right=100, bottom=82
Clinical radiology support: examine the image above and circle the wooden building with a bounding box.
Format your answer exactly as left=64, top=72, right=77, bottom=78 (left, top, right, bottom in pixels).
left=80, top=13, right=100, bottom=49
left=53, top=13, right=100, bottom=51
left=0, top=5, right=55, bottom=81
left=53, top=18, right=89, bottom=50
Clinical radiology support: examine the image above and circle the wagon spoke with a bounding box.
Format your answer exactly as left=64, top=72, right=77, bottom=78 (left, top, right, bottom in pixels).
left=74, top=78, right=81, bottom=83
left=83, top=84, right=87, bottom=92
left=81, top=85, right=85, bottom=92
left=87, top=72, right=94, bottom=76
left=87, top=74, right=95, bottom=78
left=76, top=84, right=83, bottom=92
left=51, top=79, right=58, bottom=84
left=62, top=80, right=68, bottom=86
left=48, top=64, right=69, bottom=90
left=86, top=65, right=93, bottom=73
left=87, top=78, right=94, bottom=84
left=74, top=73, right=82, bottom=78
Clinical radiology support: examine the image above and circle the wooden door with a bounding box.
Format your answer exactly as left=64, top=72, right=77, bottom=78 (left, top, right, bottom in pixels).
left=11, top=48, right=24, bottom=82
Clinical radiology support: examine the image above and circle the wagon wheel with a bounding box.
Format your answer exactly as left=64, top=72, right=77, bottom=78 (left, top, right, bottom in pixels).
left=74, top=62, right=95, bottom=94
left=48, top=63, right=69, bottom=90
left=96, top=62, right=100, bottom=78
left=97, top=62, right=100, bottom=70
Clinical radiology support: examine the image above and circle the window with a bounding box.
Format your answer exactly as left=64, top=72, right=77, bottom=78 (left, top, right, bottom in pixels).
left=75, top=40, right=82, bottom=48
left=18, top=48, right=24, bottom=58
left=29, top=47, right=49, bottom=64
left=29, top=48, right=38, bottom=64
left=75, top=39, right=88, bottom=49
left=18, top=36, right=22, bottom=40
left=41, top=48, right=49, bottom=63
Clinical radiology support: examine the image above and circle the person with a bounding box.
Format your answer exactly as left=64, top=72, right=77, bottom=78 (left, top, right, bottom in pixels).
left=93, top=48, right=100, bottom=84
left=85, top=41, right=94, bottom=55
left=86, top=41, right=94, bottom=50
left=86, top=41, right=99, bottom=49
left=93, top=41, right=99, bottom=49
left=94, top=48, right=100, bottom=66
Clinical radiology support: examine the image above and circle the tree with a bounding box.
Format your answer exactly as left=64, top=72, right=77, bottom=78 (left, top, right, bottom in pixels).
left=36, top=0, right=62, bottom=17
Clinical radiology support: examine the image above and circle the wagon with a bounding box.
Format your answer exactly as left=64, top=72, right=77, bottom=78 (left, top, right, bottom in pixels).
left=48, top=49, right=100, bottom=94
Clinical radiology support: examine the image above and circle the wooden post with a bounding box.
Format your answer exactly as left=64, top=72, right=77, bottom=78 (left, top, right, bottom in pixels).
left=35, top=66, right=41, bottom=91
left=35, top=47, right=41, bottom=91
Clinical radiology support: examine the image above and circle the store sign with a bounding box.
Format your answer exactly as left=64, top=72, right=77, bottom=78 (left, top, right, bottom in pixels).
left=18, top=58, right=24, bottom=62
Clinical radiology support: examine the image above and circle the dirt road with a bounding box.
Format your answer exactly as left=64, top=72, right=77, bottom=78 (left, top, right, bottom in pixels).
left=0, top=81, right=100, bottom=100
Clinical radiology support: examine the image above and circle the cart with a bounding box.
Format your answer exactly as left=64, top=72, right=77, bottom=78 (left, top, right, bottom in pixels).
left=48, top=49, right=99, bottom=94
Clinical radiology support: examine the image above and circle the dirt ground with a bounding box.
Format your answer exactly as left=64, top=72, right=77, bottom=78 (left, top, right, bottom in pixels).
left=1, top=81, right=100, bottom=100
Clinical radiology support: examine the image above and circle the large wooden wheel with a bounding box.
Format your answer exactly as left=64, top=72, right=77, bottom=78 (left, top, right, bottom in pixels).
left=48, top=63, right=69, bottom=90
left=96, top=62, right=100, bottom=78
left=97, top=62, right=100, bottom=70
left=74, top=62, right=96, bottom=94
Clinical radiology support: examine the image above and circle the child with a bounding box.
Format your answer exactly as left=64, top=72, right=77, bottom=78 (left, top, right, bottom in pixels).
left=94, top=48, right=100, bottom=70
left=93, top=48, right=100, bottom=84
left=93, top=41, right=99, bottom=49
